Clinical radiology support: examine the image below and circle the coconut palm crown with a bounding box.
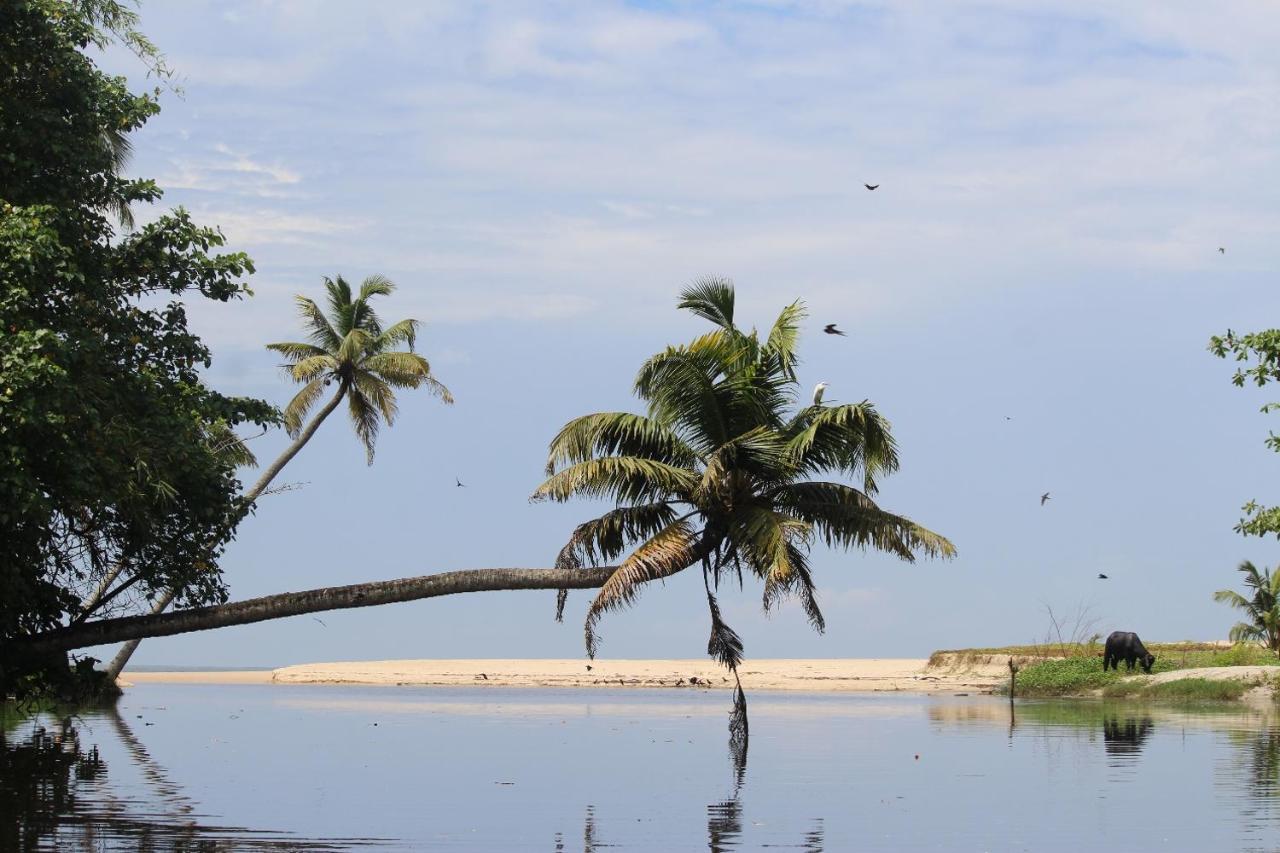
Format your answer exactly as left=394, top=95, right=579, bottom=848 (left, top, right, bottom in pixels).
left=266, top=274, right=453, bottom=465
left=1214, top=560, right=1280, bottom=655
left=533, top=279, right=955, bottom=677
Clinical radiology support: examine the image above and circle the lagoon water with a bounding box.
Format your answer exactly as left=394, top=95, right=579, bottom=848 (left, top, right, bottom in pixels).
left=5, top=683, right=1280, bottom=851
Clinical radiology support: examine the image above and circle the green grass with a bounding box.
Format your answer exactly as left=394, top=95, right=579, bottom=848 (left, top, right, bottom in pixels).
left=1001, top=643, right=1280, bottom=699
left=1101, top=678, right=1253, bottom=701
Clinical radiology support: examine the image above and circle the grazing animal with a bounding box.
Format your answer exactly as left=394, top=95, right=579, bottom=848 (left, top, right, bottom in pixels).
left=812, top=382, right=829, bottom=406
left=823, top=323, right=846, bottom=336
left=864, top=183, right=879, bottom=191
left=1040, top=492, right=1051, bottom=506
left=1103, top=631, right=1156, bottom=673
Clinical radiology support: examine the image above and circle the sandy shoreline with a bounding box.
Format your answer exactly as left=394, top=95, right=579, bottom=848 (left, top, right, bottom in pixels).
left=120, top=658, right=1007, bottom=694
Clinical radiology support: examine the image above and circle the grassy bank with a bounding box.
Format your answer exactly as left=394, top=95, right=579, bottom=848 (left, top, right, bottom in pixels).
left=950, top=643, right=1280, bottom=699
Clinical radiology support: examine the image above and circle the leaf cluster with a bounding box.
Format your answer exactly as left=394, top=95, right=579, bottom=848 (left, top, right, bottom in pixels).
left=1210, top=329, right=1280, bottom=538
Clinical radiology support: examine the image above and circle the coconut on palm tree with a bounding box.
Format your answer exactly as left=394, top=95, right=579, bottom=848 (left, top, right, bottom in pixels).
left=532, top=279, right=954, bottom=742
left=1214, top=560, right=1280, bottom=656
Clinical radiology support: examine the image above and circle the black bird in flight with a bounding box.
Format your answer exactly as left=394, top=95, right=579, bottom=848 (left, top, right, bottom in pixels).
left=865, top=183, right=879, bottom=191
left=313, top=617, right=326, bottom=627
left=456, top=477, right=466, bottom=488
left=823, top=323, right=846, bottom=336
left=1040, top=492, right=1051, bottom=506
left=1219, top=247, right=1226, bottom=254
left=1097, top=573, right=1109, bottom=580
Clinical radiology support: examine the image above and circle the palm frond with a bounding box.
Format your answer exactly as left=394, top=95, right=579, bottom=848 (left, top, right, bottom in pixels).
left=361, top=351, right=432, bottom=386
left=784, top=402, right=899, bottom=491
left=705, top=587, right=744, bottom=670
left=294, top=295, right=342, bottom=352
left=337, top=328, right=374, bottom=365
left=265, top=341, right=331, bottom=364
left=531, top=457, right=699, bottom=505
left=281, top=376, right=332, bottom=438
left=285, top=354, right=338, bottom=383
left=324, top=276, right=354, bottom=333
left=358, top=273, right=396, bottom=302
left=557, top=503, right=680, bottom=567
left=763, top=299, right=806, bottom=380
left=352, top=370, right=398, bottom=427
left=634, top=348, right=729, bottom=450
left=678, top=276, right=736, bottom=330
left=346, top=385, right=381, bottom=464
left=777, top=481, right=956, bottom=561
left=376, top=318, right=419, bottom=353
left=584, top=521, right=701, bottom=657
left=544, top=412, right=699, bottom=476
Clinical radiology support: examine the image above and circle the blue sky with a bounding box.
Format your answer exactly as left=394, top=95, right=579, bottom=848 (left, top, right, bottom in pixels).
left=94, top=1, right=1280, bottom=666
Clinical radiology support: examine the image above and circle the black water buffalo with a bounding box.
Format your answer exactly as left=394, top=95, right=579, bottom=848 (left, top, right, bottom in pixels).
left=1103, top=631, right=1156, bottom=673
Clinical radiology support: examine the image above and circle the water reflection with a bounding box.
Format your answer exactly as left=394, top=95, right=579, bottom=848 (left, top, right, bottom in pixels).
left=1, top=708, right=389, bottom=851
left=1102, top=714, right=1154, bottom=765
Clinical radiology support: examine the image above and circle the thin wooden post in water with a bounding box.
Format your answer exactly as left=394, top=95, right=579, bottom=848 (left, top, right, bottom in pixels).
left=1007, top=656, right=1019, bottom=700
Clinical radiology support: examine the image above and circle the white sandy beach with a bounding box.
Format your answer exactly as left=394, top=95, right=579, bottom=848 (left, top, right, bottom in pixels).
left=120, top=657, right=1009, bottom=693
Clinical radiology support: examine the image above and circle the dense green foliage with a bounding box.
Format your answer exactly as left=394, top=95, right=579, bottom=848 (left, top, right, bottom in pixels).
left=1213, top=561, right=1280, bottom=655
left=1210, top=329, right=1280, bottom=538
left=0, top=0, right=274, bottom=697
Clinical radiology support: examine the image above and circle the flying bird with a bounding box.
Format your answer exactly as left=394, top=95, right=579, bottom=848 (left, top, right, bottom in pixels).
left=864, top=183, right=879, bottom=191
left=456, top=477, right=466, bottom=488
left=1097, top=573, right=1109, bottom=580
left=1040, top=492, right=1051, bottom=506
left=823, top=323, right=846, bottom=336
left=312, top=617, right=326, bottom=627
left=813, top=382, right=829, bottom=406
left=1219, top=247, right=1226, bottom=254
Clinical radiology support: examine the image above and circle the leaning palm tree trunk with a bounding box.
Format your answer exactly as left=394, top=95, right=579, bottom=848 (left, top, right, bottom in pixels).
left=102, top=387, right=347, bottom=680
left=20, top=566, right=617, bottom=658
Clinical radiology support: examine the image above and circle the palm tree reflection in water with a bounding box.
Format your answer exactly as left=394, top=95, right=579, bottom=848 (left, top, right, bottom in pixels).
left=0, top=711, right=387, bottom=850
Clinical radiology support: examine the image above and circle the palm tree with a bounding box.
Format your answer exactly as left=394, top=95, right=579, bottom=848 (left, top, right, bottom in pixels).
left=531, top=279, right=954, bottom=742
left=1213, top=560, right=1280, bottom=655
left=250, top=273, right=453, bottom=493
left=101, top=274, right=453, bottom=680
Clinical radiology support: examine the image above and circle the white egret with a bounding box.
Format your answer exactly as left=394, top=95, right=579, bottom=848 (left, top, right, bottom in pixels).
left=812, top=382, right=829, bottom=406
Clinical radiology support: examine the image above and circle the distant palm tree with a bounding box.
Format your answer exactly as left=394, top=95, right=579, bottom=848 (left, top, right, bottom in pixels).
left=102, top=274, right=452, bottom=680
left=1214, top=560, right=1280, bottom=656
left=532, top=279, right=954, bottom=739
left=248, top=274, right=454, bottom=497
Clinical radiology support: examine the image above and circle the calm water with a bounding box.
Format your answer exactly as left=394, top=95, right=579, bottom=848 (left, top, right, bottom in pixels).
left=5, top=684, right=1280, bottom=850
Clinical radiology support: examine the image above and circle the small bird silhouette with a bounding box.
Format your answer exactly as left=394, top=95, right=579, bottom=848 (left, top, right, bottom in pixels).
left=1004, top=416, right=1013, bottom=421
left=312, top=617, right=326, bottom=627
left=1097, top=573, right=1109, bottom=580
left=1219, top=247, right=1226, bottom=254
left=1040, top=492, right=1051, bottom=506
left=456, top=477, right=466, bottom=488
left=813, top=382, right=829, bottom=406
left=823, top=323, right=846, bottom=336
left=865, top=183, right=879, bottom=191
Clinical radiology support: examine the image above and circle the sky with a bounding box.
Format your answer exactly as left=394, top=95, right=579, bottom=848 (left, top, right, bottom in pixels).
left=90, top=0, right=1280, bottom=667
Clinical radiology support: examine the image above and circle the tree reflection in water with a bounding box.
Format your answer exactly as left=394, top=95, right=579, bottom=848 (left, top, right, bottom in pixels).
left=0, top=710, right=387, bottom=851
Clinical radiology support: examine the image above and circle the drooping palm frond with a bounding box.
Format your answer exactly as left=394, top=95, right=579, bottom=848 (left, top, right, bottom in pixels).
left=557, top=503, right=682, bottom=567
left=279, top=376, right=329, bottom=437
left=584, top=520, right=702, bottom=657
left=784, top=403, right=899, bottom=492
left=763, top=299, right=806, bottom=381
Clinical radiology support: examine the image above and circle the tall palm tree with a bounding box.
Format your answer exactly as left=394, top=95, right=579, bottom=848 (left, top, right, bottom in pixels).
left=531, top=279, right=954, bottom=743
left=248, top=273, right=453, bottom=496
left=101, top=274, right=452, bottom=680
left=1214, top=560, right=1280, bottom=655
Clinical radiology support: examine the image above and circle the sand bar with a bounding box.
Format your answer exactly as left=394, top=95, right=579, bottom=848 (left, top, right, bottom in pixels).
left=123, top=658, right=1008, bottom=693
